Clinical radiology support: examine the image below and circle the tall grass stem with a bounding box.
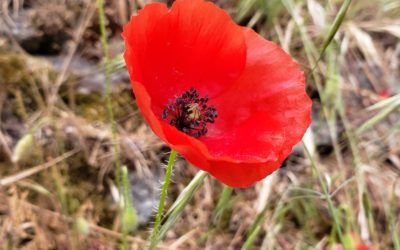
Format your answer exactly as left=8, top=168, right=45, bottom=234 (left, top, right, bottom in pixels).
left=96, top=0, right=121, bottom=181
left=303, top=141, right=346, bottom=248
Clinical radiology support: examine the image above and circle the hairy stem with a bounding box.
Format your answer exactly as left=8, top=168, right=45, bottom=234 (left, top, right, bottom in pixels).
left=96, top=0, right=121, bottom=179
left=149, top=150, right=177, bottom=250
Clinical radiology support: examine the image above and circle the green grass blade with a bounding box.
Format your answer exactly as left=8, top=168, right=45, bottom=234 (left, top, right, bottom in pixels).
left=357, top=101, right=400, bottom=135
left=366, top=94, right=400, bottom=111
left=308, top=0, right=352, bottom=74
left=212, top=185, right=233, bottom=226
left=155, top=171, right=208, bottom=245
left=235, top=0, right=259, bottom=23
left=241, top=208, right=267, bottom=250
left=318, top=0, right=351, bottom=62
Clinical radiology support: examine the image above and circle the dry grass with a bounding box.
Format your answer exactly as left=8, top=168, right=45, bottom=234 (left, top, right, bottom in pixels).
left=0, top=0, right=399, bottom=249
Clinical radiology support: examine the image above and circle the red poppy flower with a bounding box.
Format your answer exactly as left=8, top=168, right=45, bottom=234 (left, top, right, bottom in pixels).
left=122, top=0, right=312, bottom=187
left=355, top=244, right=371, bottom=250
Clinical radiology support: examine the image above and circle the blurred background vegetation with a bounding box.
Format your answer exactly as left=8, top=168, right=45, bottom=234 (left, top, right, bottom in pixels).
left=0, top=0, right=399, bottom=249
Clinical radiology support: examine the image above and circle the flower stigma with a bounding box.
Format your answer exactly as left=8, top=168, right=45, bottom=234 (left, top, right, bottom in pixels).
left=162, top=88, right=218, bottom=138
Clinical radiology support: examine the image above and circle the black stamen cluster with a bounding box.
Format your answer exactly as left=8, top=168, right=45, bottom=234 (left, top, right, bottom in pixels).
left=162, top=88, right=218, bottom=138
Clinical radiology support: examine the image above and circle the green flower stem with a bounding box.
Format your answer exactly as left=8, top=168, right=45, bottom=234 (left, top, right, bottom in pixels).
left=156, top=170, right=208, bottom=245
left=149, top=150, right=177, bottom=250
left=213, top=185, right=233, bottom=226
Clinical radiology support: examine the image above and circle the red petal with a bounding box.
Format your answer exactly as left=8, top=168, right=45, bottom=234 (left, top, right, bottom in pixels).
left=355, top=244, right=371, bottom=250
left=205, top=28, right=311, bottom=157
left=123, top=0, right=246, bottom=109
left=199, top=28, right=312, bottom=187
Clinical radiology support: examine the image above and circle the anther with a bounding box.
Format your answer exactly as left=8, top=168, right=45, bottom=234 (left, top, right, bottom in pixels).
left=162, top=88, right=218, bottom=138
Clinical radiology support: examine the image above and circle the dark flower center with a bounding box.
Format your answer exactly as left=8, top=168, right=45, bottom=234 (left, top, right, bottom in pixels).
left=162, top=88, right=218, bottom=138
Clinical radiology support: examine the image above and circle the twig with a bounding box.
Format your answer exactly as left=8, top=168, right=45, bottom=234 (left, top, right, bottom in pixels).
left=48, top=1, right=96, bottom=106
left=0, top=150, right=79, bottom=187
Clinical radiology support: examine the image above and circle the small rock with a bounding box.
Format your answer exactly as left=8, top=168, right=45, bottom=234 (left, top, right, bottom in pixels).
left=129, top=170, right=162, bottom=226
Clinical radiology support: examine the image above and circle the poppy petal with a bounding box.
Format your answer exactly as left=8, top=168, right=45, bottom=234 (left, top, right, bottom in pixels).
left=199, top=28, right=312, bottom=186
left=123, top=0, right=246, bottom=109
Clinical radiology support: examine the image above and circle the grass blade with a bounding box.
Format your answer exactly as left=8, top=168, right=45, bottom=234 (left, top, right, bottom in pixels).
left=212, top=185, right=233, bottom=226
left=155, top=171, right=208, bottom=245
left=241, top=208, right=267, bottom=250
left=318, top=0, right=351, bottom=62
left=357, top=101, right=400, bottom=135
